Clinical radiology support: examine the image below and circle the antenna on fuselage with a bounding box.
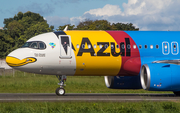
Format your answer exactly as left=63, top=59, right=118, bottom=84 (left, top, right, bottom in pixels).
left=64, top=26, right=68, bottom=31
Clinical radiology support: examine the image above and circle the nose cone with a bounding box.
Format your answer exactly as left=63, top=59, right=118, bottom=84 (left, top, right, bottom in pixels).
left=6, top=49, right=37, bottom=67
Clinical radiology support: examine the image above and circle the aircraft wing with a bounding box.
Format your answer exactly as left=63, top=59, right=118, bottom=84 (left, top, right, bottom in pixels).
left=152, top=60, right=180, bottom=65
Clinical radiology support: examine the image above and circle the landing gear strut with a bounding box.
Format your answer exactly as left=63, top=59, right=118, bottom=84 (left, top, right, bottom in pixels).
left=56, top=75, right=66, bottom=96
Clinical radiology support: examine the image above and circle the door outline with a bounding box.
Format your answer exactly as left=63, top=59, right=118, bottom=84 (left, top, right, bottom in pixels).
left=171, top=41, right=179, bottom=55
left=162, top=41, right=170, bottom=55
left=59, top=35, right=72, bottom=59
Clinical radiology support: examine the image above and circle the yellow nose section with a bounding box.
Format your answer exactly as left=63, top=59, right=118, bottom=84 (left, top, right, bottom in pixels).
left=6, top=56, right=37, bottom=67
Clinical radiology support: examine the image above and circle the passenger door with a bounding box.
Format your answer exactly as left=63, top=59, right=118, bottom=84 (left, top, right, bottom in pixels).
left=59, top=35, right=72, bottom=59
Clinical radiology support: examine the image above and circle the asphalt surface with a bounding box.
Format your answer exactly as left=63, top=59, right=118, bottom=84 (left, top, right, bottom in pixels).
left=0, top=93, right=179, bottom=102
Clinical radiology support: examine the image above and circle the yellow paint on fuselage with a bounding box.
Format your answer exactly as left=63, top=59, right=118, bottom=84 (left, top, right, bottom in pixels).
left=6, top=56, right=36, bottom=67
left=65, top=31, right=122, bottom=76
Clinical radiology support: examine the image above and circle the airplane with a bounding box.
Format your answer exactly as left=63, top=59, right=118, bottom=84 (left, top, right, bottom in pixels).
left=5, top=27, right=180, bottom=96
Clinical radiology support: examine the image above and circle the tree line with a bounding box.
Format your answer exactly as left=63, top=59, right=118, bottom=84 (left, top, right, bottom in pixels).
left=0, top=11, right=139, bottom=58
left=56, top=19, right=139, bottom=31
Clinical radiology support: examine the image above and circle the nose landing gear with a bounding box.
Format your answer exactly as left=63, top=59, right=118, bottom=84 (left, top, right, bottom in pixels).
left=56, top=75, right=66, bottom=96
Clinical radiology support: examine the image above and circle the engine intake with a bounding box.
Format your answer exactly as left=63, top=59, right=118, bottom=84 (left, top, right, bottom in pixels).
left=104, top=76, right=114, bottom=88
left=140, top=64, right=150, bottom=90
left=140, top=63, right=180, bottom=92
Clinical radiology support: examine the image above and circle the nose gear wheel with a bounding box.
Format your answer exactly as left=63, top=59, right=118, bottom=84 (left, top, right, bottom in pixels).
left=55, top=75, right=66, bottom=96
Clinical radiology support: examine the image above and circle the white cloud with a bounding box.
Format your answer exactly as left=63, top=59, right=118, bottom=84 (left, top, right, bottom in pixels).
left=70, top=0, right=180, bottom=31
left=70, top=16, right=86, bottom=26
left=122, top=0, right=173, bottom=16
left=84, top=4, right=122, bottom=16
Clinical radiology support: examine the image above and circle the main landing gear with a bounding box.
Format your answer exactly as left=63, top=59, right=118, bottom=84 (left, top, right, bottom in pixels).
left=56, top=75, right=66, bottom=96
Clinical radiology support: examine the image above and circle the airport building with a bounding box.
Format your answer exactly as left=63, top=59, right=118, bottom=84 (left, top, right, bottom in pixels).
left=0, top=59, right=12, bottom=75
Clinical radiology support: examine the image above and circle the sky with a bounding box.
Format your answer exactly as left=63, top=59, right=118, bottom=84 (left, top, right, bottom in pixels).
left=1, top=0, right=180, bottom=31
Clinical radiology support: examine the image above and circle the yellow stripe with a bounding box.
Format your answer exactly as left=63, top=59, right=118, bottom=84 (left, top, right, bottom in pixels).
left=6, top=56, right=36, bottom=67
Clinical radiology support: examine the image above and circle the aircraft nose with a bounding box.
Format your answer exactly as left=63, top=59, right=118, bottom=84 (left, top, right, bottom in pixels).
left=6, top=56, right=37, bottom=67
left=6, top=56, right=17, bottom=67
left=6, top=56, right=25, bottom=67
left=6, top=50, right=37, bottom=67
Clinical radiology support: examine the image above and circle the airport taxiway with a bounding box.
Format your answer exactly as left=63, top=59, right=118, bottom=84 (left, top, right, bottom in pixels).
left=0, top=93, right=179, bottom=102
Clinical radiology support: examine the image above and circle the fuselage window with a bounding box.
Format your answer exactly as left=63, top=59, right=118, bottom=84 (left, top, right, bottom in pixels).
left=82, top=44, right=85, bottom=49
left=133, top=45, right=136, bottom=49
left=145, top=45, right=147, bottom=49
left=139, top=45, right=142, bottom=49
left=105, top=44, right=108, bottom=49
left=127, top=44, right=131, bottom=49
left=116, top=45, right=119, bottom=48
left=121, top=44, right=125, bottom=49
left=99, top=44, right=102, bottom=49
left=156, top=45, right=159, bottom=49
left=111, top=44, right=114, bottom=49
left=76, top=44, right=79, bottom=48
left=174, top=45, right=177, bottom=49
left=150, top=45, right=153, bottom=49
left=88, top=44, right=91, bottom=49
left=94, top=44, right=96, bottom=49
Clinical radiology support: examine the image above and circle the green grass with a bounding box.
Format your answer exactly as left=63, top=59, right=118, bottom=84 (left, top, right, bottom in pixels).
left=0, top=101, right=180, bottom=113
left=0, top=71, right=178, bottom=113
left=0, top=71, right=172, bottom=94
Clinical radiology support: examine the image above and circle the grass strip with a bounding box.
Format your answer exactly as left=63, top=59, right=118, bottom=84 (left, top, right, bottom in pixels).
left=0, top=101, right=180, bottom=113
left=0, top=71, right=172, bottom=94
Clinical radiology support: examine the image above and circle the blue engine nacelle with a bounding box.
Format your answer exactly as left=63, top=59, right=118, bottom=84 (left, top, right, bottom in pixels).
left=104, top=76, right=142, bottom=89
left=140, top=63, right=180, bottom=91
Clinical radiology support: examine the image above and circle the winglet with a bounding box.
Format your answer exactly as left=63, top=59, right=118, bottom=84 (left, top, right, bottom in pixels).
left=64, top=26, right=68, bottom=31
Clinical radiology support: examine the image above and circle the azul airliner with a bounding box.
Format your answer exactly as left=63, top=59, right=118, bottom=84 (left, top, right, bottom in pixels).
left=5, top=27, right=180, bottom=96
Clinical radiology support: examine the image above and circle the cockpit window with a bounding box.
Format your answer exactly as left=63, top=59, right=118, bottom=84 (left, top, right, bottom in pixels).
left=21, top=42, right=33, bottom=48
left=30, top=42, right=38, bottom=48
left=39, top=42, right=46, bottom=49
left=21, top=41, right=46, bottom=49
